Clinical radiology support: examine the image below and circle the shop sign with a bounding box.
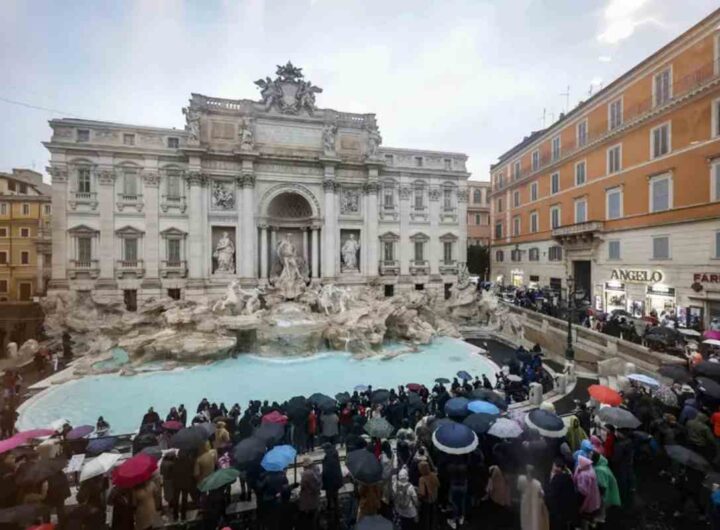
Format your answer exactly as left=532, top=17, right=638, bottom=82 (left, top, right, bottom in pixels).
left=694, top=273, right=720, bottom=283
left=610, top=269, right=663, bottom=283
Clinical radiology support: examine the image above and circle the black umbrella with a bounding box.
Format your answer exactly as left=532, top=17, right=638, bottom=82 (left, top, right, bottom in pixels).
left=253, top=423, right=285, bottom=447
left=346, top=449, right=383, bottom=484
left=665, top=444, right=711, bottom=472
left=406, top=392, right=424, bottom=412
left=335, top=392, right=352, bottom=404
left=435, top=378, right=451, bottom=384
left=317, top=397, right=338, bottom=413
left=308, top=393, right=333, bottom=406
left=364, top=417, right=394, bottom=439
left=695, top=362, right=720, bottom=380
left=595, top=407, right=641, bottom=429
left=371, top=389, right=391, bottom=404
left=16, top=458, right=68, bottom=486
left=133, top=432, right=159, bottom=454
left=233, top=436, right=267, bottom=468
left=703, top=471, right=720, bottom=489
left=658, top=364, right=692, bottom=383
left=469, top=389, right=508, bottom=410
left=0, top=504, right=50, bottom=524
left=170, top=427, right=206, bottom=451
left=697, top=377, right=720, bottom=399
left=285, top=396, right=311, bottom=420
left=463, top=413, right=496, bottom=435
left=140, top=445, right=163, bottom=461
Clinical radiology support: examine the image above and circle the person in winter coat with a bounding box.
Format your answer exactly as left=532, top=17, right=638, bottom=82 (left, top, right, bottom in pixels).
left=132, top=478, right=159, bottom=530
left=321, top=444, right=343, bottom=516
left=609, top=430, right=634, bottom=509
left=307, top=409, right=317, bottom=452
left=170, top=450, right=196, bottom=521
left=298, top=456, right=321, bottom=530
left=76, top=474, right=109, bottom=528
left=686, top=412, right=717, bottom=462
left=573, top=456, right=601, bottom=518
left=321, top=411, right=339, bottom=445
left=108, top=486, right=135, bottom=530
left=392, top=468, right=418, bottom=529
left=44, top=467, right=71, bottom=527
left=486, top=465, right=511, bottom=509
left=544, top=459, right=578, bottom=530
left=358, top=481, right=383, bottom=521
left=518, top=466, right=550, bottom=530
left=418, top=461, right=439, bottom=530
left=194, top=442, right=217, bottom=485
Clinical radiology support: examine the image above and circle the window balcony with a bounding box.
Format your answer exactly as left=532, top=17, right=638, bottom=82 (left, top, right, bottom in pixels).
left=439, top=260, right=459, bottom=275
left=160, top=259, right=187, bottom=278
left=69, top=191, right=98, bottom=211
left=115, top=259, right=145, bottom=278
left=161, top=195, right=187, bottom=213
left=378, top=259, right=400, bottom=276
left=409, top=260, right=430, bottom=276
left=68, top=259, right=100, bottom=279
left=116, top=193, right=144, bottom=212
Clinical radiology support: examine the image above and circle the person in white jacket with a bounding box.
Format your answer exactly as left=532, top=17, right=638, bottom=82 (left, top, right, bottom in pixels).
left=392, top=467, right=419, bottom=529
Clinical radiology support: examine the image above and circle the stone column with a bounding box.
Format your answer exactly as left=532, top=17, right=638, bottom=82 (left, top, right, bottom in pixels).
left=48, top=166, right=68, bottom=288
left=241, top=172, right=256, bottom=279
left=364, top=177, right=379, bottom=278
left=260, top=226, right=268, bottom=279
left=303, top=229, right=309, bottom=264
left=311, top=227, right=320, bottom=278
left=142, top=171, right=161, bottom=281
left=399, top=183, right=411, bottom=276
left=97, top=169, right=116, bottom=282
left=187, top=172, right=204, bottom=279
left=457, top=187, right=469, bottom=264
left=322, top=170, right=337, bottom=279
left=270, top=227, right=277, bottom=274
left=429, top=186, right=441, bottom=275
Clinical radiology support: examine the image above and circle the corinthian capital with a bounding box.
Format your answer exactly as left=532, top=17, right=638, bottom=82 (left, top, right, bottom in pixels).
left=143, top=172, right=160, bottom=188
left=323, top=178, right=336, bottom=192
left=47, top=166, right=68, bottom=183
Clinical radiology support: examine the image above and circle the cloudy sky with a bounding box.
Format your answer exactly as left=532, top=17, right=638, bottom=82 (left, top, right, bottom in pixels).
left=1, top=0, right=718, bottom=181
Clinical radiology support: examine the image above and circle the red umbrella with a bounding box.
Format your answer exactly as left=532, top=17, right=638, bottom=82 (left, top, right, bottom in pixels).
left=111, top=453, right=157, bottom=489
left=406, top=383, right=423, bottom=392
left=261, top=411, right=288, bottom=425
left=162, top=420, right=183, bottom=431
left=16, top=429, right=55, bottom=441
left=0, top=435, right=26, bottom=454
left=588, top=384, right=622, bottom=406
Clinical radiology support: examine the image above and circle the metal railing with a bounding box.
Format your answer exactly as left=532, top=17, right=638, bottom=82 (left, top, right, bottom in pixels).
left=118, top=193, right=143, bottom=202
left=70, top=259, right=98, bottom=269
left=493, top=58, right=720, bottom=194
left=74, top=191, right=96, bottom=200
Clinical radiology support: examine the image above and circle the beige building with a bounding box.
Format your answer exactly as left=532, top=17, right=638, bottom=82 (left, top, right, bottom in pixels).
left=467, top=181, right=490, bottom=247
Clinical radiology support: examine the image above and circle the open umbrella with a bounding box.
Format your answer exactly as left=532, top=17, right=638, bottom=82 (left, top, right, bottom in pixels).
left=308, top=393, right=334, bottom=406
left=335, top=392, right=352, bottom=404
left=653, top=385, right=678, bottom=407
left=193, top=422, right=215, bottom=438
left=199, top=467, right=240, bottom=492
left=371, top=389, right=391, bottom=405
left=356, top=515, right=393, bottom=530
left=507, top=374, right=523, bottom=383
left=262, top=411, right=288, bottom=425
left=525, top=409, right=567, bottom=438
left=429, top=418, right=456, bottom=432
left=80, top=452, right=122, bottom=482
left=665, top=445, right=711, bottom=472
left=703, top=471, right=720, bottom=489
left=467, top=400, right=500, bottom=416
left=253, top=423, right=285, bottom=447
left=0, top=435, right=27, bottom=455
left=697, top=377, right=720, bottom=399
left=469, top=389, right=508, bottom=410
left=112, top=453, right=157, bottom=489
left=16, top=458, right=68, bottom=486
left=355, top=384, right=369, bottom=392
left=457, top=370, right=472, bottom=381
left=488, top=418, right=523, bottom=439
left=170, top=427, right=205, bottom=451
left=0, top=504, right=49, bottom=525
left=695, top=362, right=720, bottom=380
left=435, top=378, right=450, bottom=384
left=627, top=374, right=660, bottom=388
left=233, top=437, right=266, bottom=468
left=445, top=397, right=470, bottom=418
left=588, top=384, right=622, bottom=406
left=66, top=425, right=94, bottom=440
left=346, top=449, right=383, bottom=484
left=50, top=418, right=70, bottom=431
left=596, top=407, right=641, bottom=429
left=463, top=413, right=496, bottom=435
left=15, top=429, right=54, bottom=441
left=261, top=444, right=297, bottom=472
left=140, top=446, right=163, bottom=461
left=162, top=420, right=183, bottom=431
left=364, top=417, right=394, bottom=439
left=86, top=436, right=117, bottom=456
left=658, top=364, right=692, bottom=383
left=406, top=392, right=424, bottom=412
left=406, top=383, right=423, bottom=392
left=432, top=422, right=478, bottom=455
left=286, top=396, right=311, bottom=420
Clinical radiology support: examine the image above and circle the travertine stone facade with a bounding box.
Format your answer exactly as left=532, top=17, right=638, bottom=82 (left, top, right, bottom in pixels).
left=45, top=63, right=470, bottom=303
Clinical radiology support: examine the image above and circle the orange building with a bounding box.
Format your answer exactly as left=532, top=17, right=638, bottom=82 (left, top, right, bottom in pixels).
left=490, top=9, right=720, bottom=328
left=467, top=181, right=491, bottom=247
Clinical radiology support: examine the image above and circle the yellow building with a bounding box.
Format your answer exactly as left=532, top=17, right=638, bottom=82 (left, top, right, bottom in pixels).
left=0, top=169, right=52, bottom=301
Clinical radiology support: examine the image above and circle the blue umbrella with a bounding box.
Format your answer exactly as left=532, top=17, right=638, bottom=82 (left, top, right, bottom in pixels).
left=626, top=373, right=660, bottom=388
left=444, top=397, right=470, bottom=418
left=261, top=444, right=297, bottom=472
left=432, top=422, right=478, bottom=455
left=525, top=409, right=567, bottom=438
left=467, top=400, right=500, bottom=416
left=86, top=437, right=116, bottom=456
left=457, top=370, right=472, bottom=381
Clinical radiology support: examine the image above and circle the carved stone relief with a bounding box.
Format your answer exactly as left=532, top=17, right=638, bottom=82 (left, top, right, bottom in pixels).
left=211, top=181, right=235, bottom=210
left=340, top=188, right=360, bottom=215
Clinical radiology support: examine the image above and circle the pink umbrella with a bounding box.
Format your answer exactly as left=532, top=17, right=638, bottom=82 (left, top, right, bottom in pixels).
left=16, top=429, right=55, bottom=441
left=162, top=420, right=183, bottom=431
left=0, top=434, right=27, bottom=454
left=705, top=330, right=720, bottom=341
left=262, top=411, right=288, bottom=425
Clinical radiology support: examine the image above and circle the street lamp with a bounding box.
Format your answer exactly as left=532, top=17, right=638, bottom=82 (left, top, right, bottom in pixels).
left=565, top=275, right=575, bottom=361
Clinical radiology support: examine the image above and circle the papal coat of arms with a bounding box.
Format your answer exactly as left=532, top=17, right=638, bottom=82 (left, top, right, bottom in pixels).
left=254, top=62, right=323, bottom=115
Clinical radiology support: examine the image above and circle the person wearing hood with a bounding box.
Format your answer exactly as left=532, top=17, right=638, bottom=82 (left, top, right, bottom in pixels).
left=545, top=459, right=578, bottom=530
left=591, top=451, right=621, bottom=522
left=392, top=467, right=418, bottom=529
left=565, top=416, right=588, bottom=453
left=679, top=398, right=699, bottom=424
left=687, top=412, right=717, bottom=462
left=298, top=456, right=321, bottom=530
left=213, top=421, right=230, bottom=450
left=486, top=465, right=511, bottom=509
left=573, top=456, right=601, bottom=518
left=418, top=460, right=439, bottom=530
left=518, top=465, right=550, bottom=530
left=322, top=443, right=343, bottom=519
left=572, top=439, right=594, bottom=467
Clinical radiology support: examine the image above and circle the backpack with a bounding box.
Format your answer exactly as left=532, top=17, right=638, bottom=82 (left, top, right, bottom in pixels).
left=394, top=482, right=414, bottom=511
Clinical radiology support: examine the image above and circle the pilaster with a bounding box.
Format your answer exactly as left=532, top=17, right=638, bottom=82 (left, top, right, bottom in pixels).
left=187, top=172, right=205, bottom=279
left=97, top=168, right=116, bottom=282
left=429, top=186, right=441, bottom=275
left=399, top=182, right=411, bottom=276
left=48, top=165, right=69, bottom=288
left=241, top=169, right=256, bottom=279
left=322, top=163, right=338, bottom=279
left=364, top=176, right=379, bottom=279
left=457, top=187, right=469, bottom=264
left=142, top=171, right=161, bottom=281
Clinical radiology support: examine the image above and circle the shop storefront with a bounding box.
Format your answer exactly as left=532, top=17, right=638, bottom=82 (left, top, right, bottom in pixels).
left=602, top=268, right=669, bottom=318
left=646, top=284, right=676, bottom=316
left=511, top=269, right=524, bottom=287
left=604, top=280, right=626, bottom=313
left=528, top=275, right=540, bottom=289
left=687, top=272, right=720, bottom=328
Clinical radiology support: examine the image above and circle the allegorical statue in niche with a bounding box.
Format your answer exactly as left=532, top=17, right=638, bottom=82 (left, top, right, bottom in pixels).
left=341, top=233, right=360, bottom=272
left=214, top=231, right=235, bottom=273
left=275, top=233, right=306, bottom=299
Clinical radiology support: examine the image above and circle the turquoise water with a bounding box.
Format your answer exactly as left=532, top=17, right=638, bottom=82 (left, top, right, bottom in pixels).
left=18, top=337, right=497, bottom=434
left=91, top=347, right=130, bottom=371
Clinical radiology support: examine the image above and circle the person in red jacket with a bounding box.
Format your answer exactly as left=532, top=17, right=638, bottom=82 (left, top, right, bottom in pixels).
left=307, top=409, right=317, bottom=452
left=711, top=406, right=720, bottom=438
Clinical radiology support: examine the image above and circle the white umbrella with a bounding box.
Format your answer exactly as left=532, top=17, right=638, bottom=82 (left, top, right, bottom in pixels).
left=703, top=339, right=720, bottom=347
left=50, top=418, right=70, bottom=431
left=79, top=453, right=121, bottom=482
left=488, top=418, right=523, bottom=439
left=507, top=375, right=522, bottom=382
left=627, top=373, right=660, bottom=388
left=678, top=328, right=701, bottom=337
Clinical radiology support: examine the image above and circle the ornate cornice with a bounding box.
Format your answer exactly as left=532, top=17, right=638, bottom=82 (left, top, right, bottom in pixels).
left=186, top=171, right=206, bottom=187
left=323, top=178, right=336, bottom=192
left=143, top=172, right=160, bottom=188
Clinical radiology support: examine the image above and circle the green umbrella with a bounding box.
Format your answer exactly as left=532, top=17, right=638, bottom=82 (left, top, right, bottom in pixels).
left=198, top=468, right=240, bottom=493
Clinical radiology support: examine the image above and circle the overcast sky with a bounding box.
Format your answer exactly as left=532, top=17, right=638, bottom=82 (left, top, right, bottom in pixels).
left=1, top=0, right=718, bottom=181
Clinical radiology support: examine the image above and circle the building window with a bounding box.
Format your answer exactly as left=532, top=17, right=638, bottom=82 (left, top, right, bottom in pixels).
left=384, top=154, right=394, bottom=165
left=473, top=189, right=482, bottom=204
left=607, top=144, right=621, bottom=174
left=513, top=161, right=521, bottom=180
left=78, top=168, right=92, bottom=193
left=577, top=119, right=587, bottom=148
left=651, top=122, right=671, bottom=158
left=512, top=216, right=521, bottom=236
left=166, top=173, right=182, bottom=199
left=77, top=129, right=90, bottom=142
left=474, top=213, right=481, bottom=225
left=513, top=190, right=520, bottom=208
left=0, top=280, right=6, bottom=293
left=574, top=198, right=587, bottom=223
left=123, top=133, right=135, bottom=146
left=653, top=67, right=672, bottom=107
left=495, top=223, right=503, bottom=239
left=383, top=187, right=394, bottom=209
left=20, top=251, right=29, bottom=265
left=414, top=241, right=424, bottom=261
left=414, top=156, right=423, bottom=167
left=511, top=249, right=521, bottom=262
left=551, top=172, right=560, bottom=194
left=21, top=204, right=29, bottom=215
left=20, top=228, right=30, bottom=238
left=44, top=204, right=51, bottom=215
left=551, top=136, right=561, bottom=161
left=606, top=187, right=623, bottom=220
left=414, top=188, right=424, bottom=210
left=444, top=158, right=452, bottom=170
left=167, top=137, right=179, bottom=149
left=652, top=235, right=670, bottom=259
left=77, top=236, right=92, bottom=262
left=548, top=246, right=563, bottom=261
left=531, top=150, right=540, bottom=171
left=650, top=173, right=672, bottom=212
left=712, top=161, right=720, bottom=202
left=496, top=198, right=503, bottom=213
left=530, top=182, right=538, bottom=202
left=608, top=240, right=621, bottom=260
left=383, top=241, right=394, bottom=261
left=530, top=211, right=538, bottom=233
left=124, top=238, right=138, bottom=262
left=0, top=203, right=6, bottom=216
left=123, top=170, right=139, bottom=198
left=0, top=228, right=6, bottom=237
left=495, top=250, right=504, bottom=262
left=443, top=242, right=453, bottom=263
left=7, top=181, right=15, bottom=192
left=609, top=98, right=623, bottom=130
left=716, top=231, right=720, bottom=259
left=575, top=160, right=586, bottom=186
left=19, top=184, right=27, bottom=194
left=167, top=239, right=181, bottom=264
left=550, top=206, right=561, bottom=229
left=529, top=248, right=539, bottom=261
left=0, top=252, right=7, bottom=264
left=712, top=98, right=720, bottom=138
left=443, top=188, right=453, bottom=210
left=168, top=288, right=181, bottom=300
